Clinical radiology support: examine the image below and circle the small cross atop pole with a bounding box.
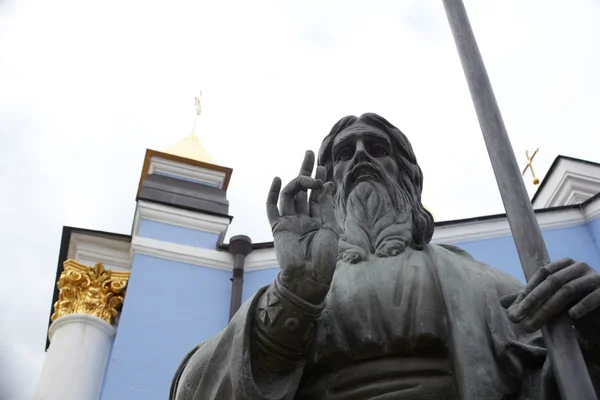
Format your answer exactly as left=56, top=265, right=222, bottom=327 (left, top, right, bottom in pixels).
left=192, top=91, right=202, bottom=132
left=522, top=148, right=540, bottom=186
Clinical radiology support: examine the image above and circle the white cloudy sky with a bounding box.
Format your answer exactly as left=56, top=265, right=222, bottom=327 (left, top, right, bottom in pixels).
left=1, top=0, right=599, bottom=398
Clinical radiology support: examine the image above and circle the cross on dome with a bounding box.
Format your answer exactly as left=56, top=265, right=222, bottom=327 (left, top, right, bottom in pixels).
left=164, top=91, right=216, bottom=165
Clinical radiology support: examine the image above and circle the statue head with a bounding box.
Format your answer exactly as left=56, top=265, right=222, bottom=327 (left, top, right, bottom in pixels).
left=318, top=113, right=434, bottom=261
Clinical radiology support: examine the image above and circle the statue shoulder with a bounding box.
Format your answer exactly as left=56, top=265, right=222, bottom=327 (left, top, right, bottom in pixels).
left=434, top=243, right=476, bottom=261
left=170, top=286, right=270, bottom=400
left=429, top=243, right=524, bottom=293
left=170, top=341, right=209, bottom=400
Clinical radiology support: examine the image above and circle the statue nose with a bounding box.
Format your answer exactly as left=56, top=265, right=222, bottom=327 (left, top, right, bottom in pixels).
left=353, top=141, right=370, bottom=163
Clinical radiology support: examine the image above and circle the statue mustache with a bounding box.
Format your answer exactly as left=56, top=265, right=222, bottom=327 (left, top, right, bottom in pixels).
left=342, top=162, right=385, bottom=198
left=346, top=162, right=384, bottom=184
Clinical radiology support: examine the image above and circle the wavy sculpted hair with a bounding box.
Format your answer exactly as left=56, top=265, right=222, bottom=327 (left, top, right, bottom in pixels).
left=317, top=113, right=434, bottom=249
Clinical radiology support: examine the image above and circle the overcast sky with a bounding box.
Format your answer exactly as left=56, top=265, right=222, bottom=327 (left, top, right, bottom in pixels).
left=1, top=0, right=599, bottom=398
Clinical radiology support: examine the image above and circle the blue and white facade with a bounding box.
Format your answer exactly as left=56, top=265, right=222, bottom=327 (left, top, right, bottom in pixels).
left=34, top=143, right=600, bottom=400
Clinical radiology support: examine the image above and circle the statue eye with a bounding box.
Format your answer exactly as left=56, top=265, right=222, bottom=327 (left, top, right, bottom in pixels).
left=336, top=146, right=354, bottom=161
left=369, top=143, right=389, bottom=157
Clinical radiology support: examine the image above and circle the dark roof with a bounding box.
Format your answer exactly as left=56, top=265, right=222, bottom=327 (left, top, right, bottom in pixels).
left=531, top=155, right=600, bottom=204
left=138, top=174, right=233, bottom=221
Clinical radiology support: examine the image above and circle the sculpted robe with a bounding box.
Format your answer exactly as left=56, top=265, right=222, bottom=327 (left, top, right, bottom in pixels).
left=170, top=244, right=600, bottom=399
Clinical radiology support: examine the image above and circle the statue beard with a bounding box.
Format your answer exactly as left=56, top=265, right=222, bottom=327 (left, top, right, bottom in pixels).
left=333, top=163, right=414, bottom=264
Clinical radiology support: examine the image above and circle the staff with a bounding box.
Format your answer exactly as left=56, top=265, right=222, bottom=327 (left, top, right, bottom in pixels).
left=441, top=1, right=596, bottom=398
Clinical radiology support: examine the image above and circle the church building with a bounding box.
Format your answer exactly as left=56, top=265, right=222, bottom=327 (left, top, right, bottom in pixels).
left=32, top=126, right=600, bottom=400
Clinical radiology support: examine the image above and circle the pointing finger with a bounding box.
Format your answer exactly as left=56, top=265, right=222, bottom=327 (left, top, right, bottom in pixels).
left=299, top=150, right=315, bottom=176
left=295, top=151, right=315, bottom=215
left=266, top=177, right=282, bottom=226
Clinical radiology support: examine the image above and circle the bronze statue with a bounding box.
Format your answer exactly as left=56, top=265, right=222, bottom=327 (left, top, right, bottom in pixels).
left=171, top=113, right=600, bottom=399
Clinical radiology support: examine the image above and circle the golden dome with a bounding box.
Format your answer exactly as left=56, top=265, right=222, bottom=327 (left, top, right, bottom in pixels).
left=164, top=132, right=216, bottom=165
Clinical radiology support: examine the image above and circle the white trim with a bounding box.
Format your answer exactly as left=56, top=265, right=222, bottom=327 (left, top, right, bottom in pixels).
left=245, top=205, right=597, bottom=263
left=547, top=172, right=600, bottom=207
left=132, top=200, right=230, bottom=237
left=130, top=201, right=600, bottom=270
left=131, top=236, right=233, bottom=271
left=154, top=171, right=219, bottom=187
left=67, top=233, right=132, bottom=271
left=149, top=156, right=227, bottom=189
left=432, top=208, right=585, bottom=245
left=130, top=235, right=280, bottom=272
left=245, top=248, right=279, bottom=271
left=214, top=204, right=600, bottom=270
left=583, top=196, right=600, bottom=222
left=237, top=204, right=595, bottom=269
left=533, top=158, right=600, bottom=208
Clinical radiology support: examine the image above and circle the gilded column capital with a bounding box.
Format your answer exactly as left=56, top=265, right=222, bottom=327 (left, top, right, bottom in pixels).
left=51, top=260, right=130, bottom=324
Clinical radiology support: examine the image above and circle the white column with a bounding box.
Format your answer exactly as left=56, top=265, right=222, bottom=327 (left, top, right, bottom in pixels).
left=32, top=314, right=116, bottom=400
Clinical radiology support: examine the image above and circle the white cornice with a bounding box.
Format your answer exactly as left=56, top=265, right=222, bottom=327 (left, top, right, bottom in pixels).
left=72, top=199, right=596, bottom=276
left=431, top=208, right=585, bottom=245
left=583, top=196, right=600, bottom=222
left=533, top=158, right=600, bottom=208
left=132, top=200, right=230, bottom=237
left=549, top=172, right=600, bottom=207
left=243, top=204, right=598, bottom=267
left=130, top=235, right=279, bottom=272
left=149, top=156, right=226, bottom=189
left=67, top=233, right=132, bottom=272
left=243, top=204, right=595, bottom=269
left=131, top=236, right=233, bottom=271
left=245, top=248, right=279, bottom=271
left=236, top=205, right=598, bottom=270
left=127, top=201, right=600, bottom=272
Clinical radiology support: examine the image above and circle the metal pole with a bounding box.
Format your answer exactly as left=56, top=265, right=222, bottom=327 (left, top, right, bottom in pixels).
left=228, top=235, right=253, bottom=321
left=230, top=253, right=246, bottom=320
left=441, top=1, right=596, bottom=398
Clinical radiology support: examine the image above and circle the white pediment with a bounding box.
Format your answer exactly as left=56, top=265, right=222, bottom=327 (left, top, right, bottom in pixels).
left=132, top=200, right=231, bottom=237
left=67, top=232, right=132, bottom=272
left=532, top=156, right=600, bottom=209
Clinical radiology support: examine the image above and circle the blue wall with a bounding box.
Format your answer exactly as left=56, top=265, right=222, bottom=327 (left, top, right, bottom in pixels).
left=242, top=268, right=279, bottom=303
left=101, top=215, right=600, bottom=399
left=138, top=219, right=219, bottom=248
left=588, top=217, right=600, bottom=254
left=458, top=224, right=600, bottom=283
left=240, top=221, right=600, bottom=304
left=98, top=337, right=115, bottom=399
left=100, top=254, right=231, bottom=400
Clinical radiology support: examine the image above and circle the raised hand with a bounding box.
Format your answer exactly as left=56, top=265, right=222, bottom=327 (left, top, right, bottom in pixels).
left=504, top=258, right=600, bottom=332
left=266, top=150, right=339, bottom=304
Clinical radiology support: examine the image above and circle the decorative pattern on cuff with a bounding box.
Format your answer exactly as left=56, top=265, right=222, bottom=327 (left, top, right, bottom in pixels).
left=254, top=275, right=326, bottom=359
